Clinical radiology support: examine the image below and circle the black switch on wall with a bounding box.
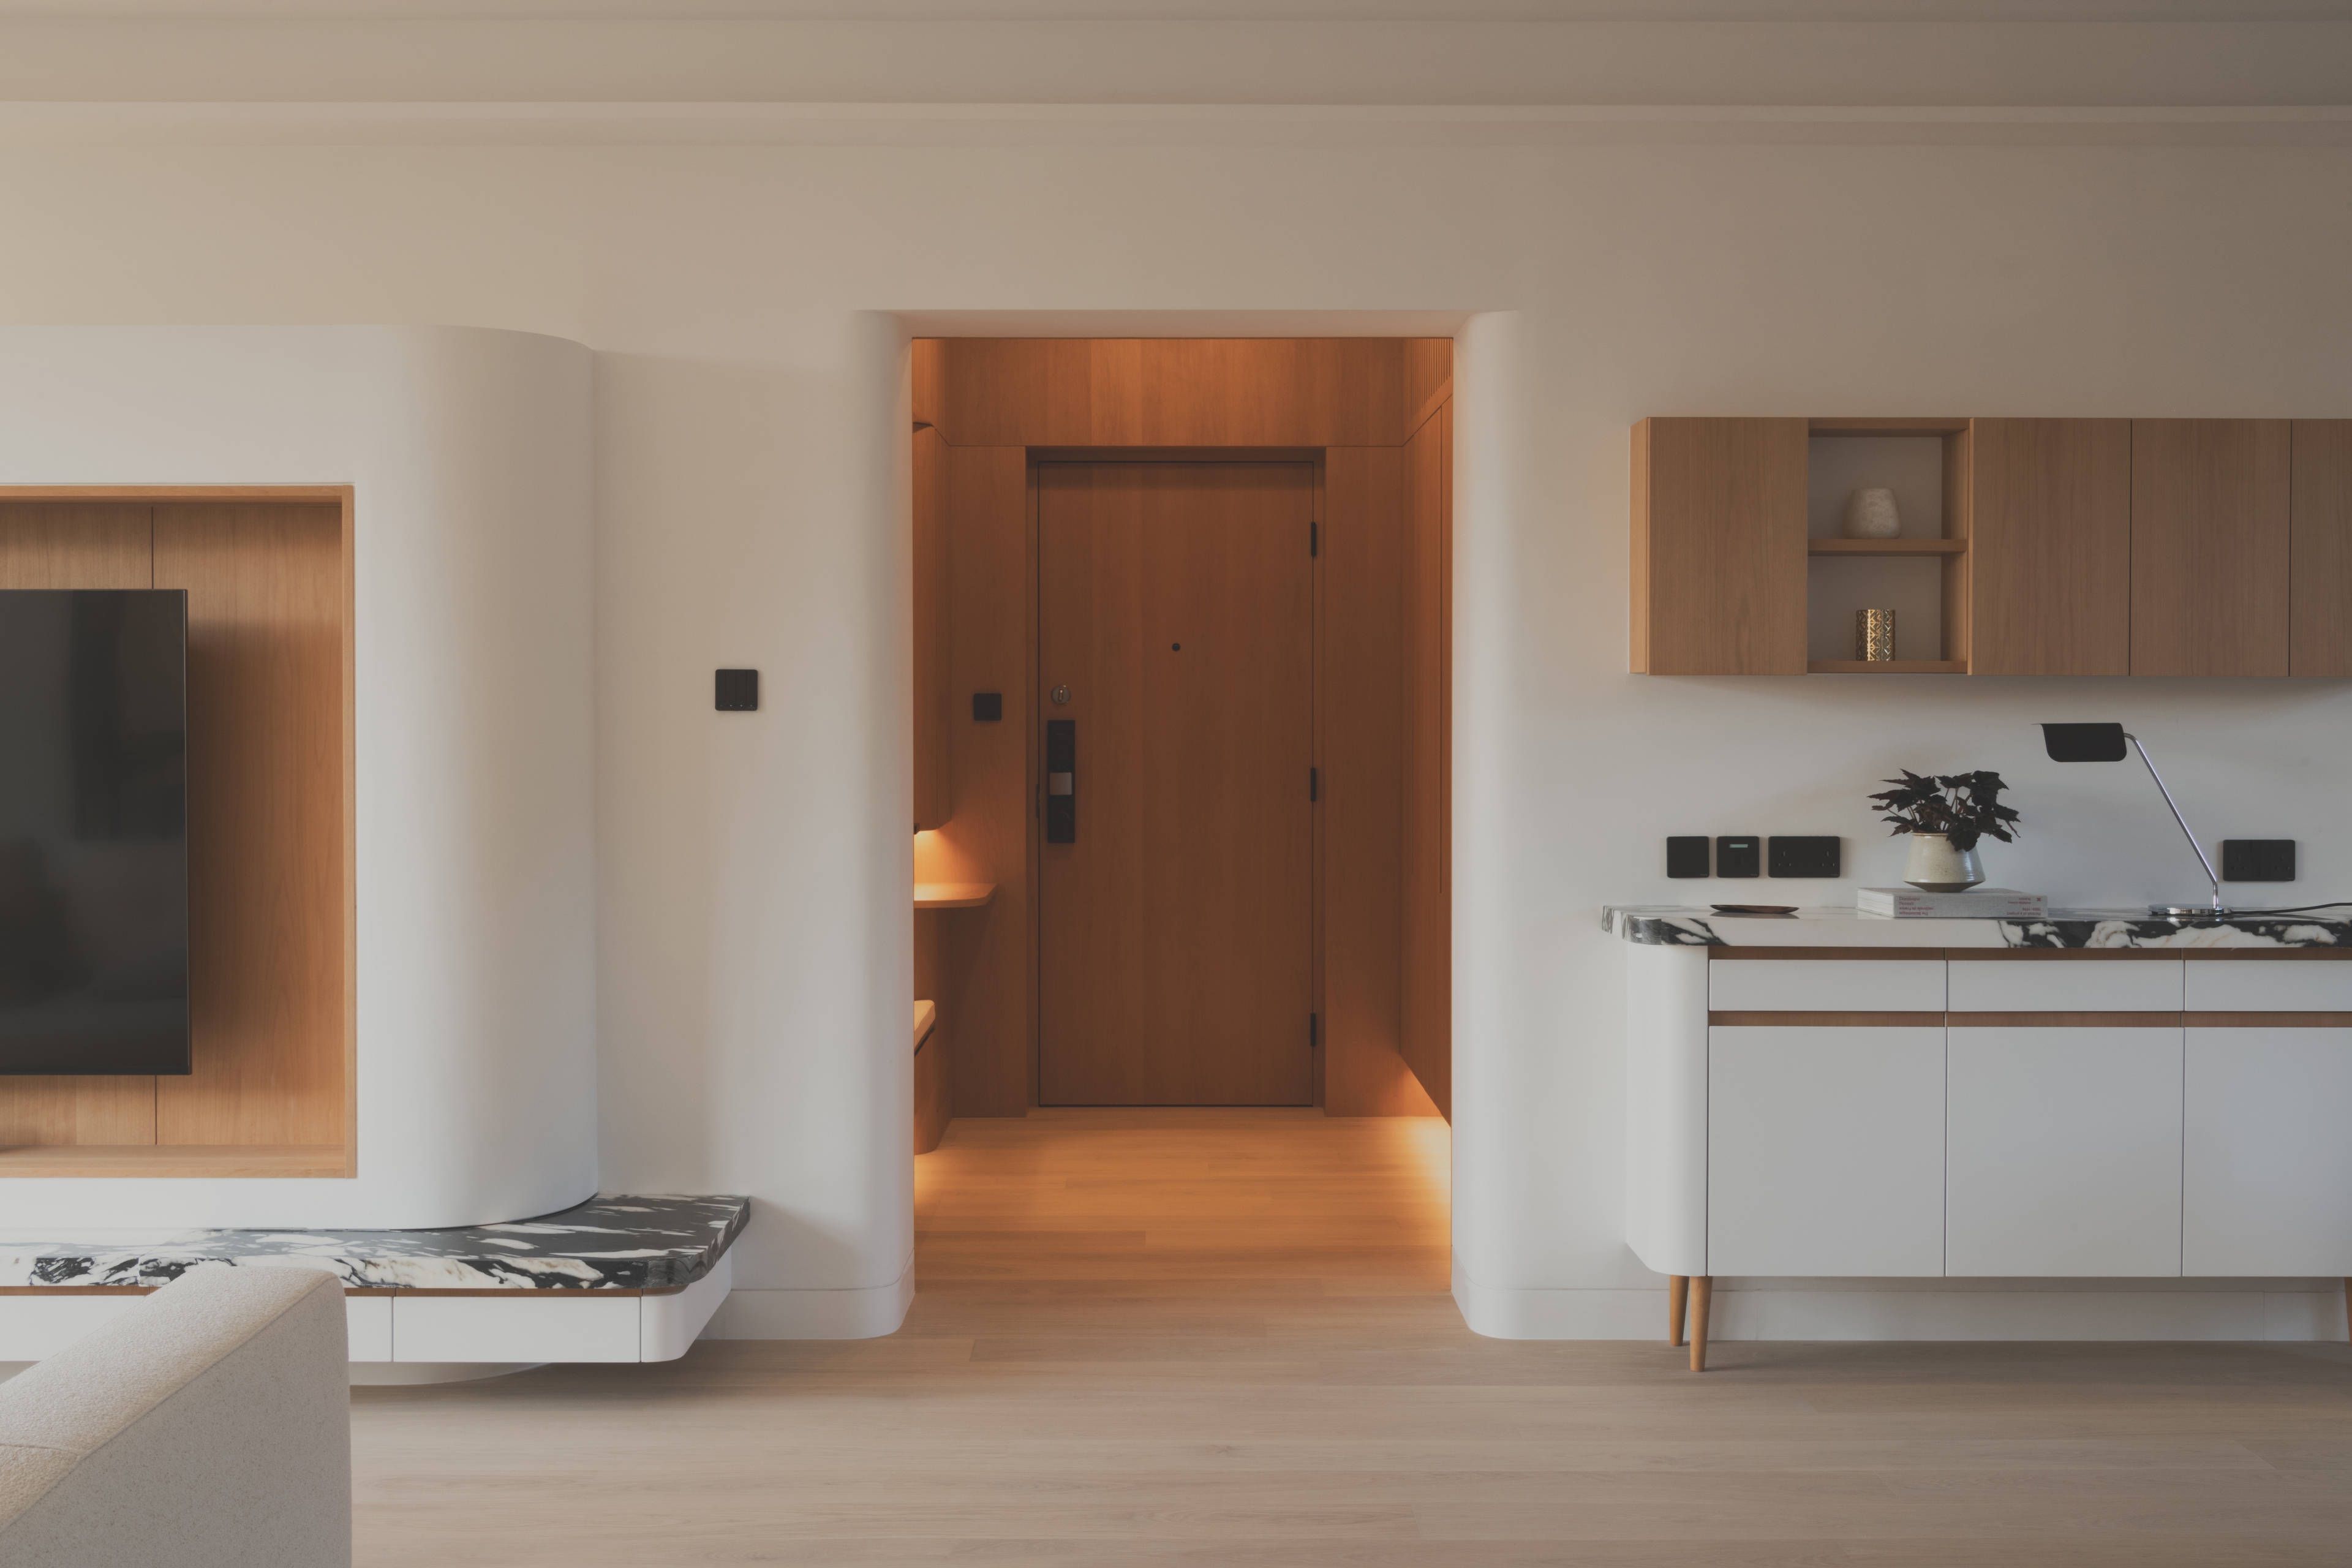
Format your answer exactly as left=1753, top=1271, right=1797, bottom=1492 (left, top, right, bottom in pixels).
left=2222, top=839, right=2296, bottom=881
left=1667, top=837, right=1710, bottom=878
left=972, top=692, right=1003, bottom=722
left=714, top=669, right=759, bottom=711
left=1769, top=837, right=1841, bottom=878
left=1716, top=837, right=1761, bottom=878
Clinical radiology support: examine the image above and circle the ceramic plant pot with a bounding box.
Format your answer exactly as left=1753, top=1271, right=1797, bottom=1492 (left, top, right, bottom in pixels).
left=1902, top=832, right=1985, bottom=892
left=1843, top=487, right=1902, bottom=539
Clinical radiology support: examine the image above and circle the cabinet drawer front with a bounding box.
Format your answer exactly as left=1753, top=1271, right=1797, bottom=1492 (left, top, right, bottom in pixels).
left=1945, top=1027, right=2183, bottom=1277
left=1708, top=1027, right=1947, bottom=1277
left=1709, top=959, right=1945, bottom=1012
left=1947, top=958, right=2182, bottom=1012
left=2185, top=959, right=2352, bottom=1012
left=2184, top=1028, right=2352, bottom=1276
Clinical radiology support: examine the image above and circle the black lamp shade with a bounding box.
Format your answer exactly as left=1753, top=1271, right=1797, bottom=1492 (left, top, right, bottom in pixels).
left=2042, top=722, right=2129, bottom=763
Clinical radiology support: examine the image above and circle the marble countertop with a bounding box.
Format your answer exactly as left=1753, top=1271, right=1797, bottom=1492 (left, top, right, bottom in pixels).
left=1604, top=905, right=2352, bottom=950
left=0, top=1194, right=748, bottom=1292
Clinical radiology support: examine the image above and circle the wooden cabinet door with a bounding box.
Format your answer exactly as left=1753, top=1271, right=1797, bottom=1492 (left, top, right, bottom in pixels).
left=1947, top=1027, right=2183, bottom=1276
left=1630, top=418, right=1806, bottom=676
left=2291, top=420, right=2352, bottom=676
left=912, top=424, right=951, bottom=829
left=1706, top=1026, right=1947, bottom=1276
left=2130, top=420, right=2291, bottom=676
left=1967, top=419, right=2131, bottom=675
left=2184, top=1027, right=2352, bottom=1276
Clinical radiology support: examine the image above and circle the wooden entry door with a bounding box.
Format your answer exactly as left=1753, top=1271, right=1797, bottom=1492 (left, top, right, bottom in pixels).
left=1038, top=463, right=1315, bottom=1106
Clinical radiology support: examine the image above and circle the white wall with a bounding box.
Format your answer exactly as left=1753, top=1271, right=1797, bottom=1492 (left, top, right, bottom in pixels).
left=0, top=326, right=598, bottom=1230
left=1, top=100, right=2346, bottom=1333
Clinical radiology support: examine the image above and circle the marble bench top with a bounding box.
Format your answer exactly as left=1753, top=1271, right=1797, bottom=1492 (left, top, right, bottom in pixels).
left=0, top=1194, right=748, bottom=1292
left=1604, top=905, right=2352, bottom=951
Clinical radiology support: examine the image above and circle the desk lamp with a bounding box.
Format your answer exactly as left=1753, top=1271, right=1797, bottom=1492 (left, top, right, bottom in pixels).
left=2040, top=722, right=2229, bottom=918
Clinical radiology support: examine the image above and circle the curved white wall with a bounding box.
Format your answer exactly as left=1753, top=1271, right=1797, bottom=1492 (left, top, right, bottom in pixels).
left=0, top=326, right=597, bottom=1229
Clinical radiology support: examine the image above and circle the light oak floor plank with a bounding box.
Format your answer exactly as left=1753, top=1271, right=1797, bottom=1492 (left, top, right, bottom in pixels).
left=352, top=1108, right=2352, bottom=1566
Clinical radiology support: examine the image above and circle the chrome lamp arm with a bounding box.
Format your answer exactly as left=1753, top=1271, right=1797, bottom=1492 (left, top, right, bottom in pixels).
left=2125, top=732, right=2223, bottom=915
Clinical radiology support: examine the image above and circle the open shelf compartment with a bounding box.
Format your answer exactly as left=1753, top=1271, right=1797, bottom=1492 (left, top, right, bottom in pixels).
left=1804, top=418, right=1970, bottom=673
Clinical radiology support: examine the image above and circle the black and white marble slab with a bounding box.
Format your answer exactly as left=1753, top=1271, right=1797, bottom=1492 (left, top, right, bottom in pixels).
left=1604, top=905, right=2352, bottom=950
left=0, top=1194, right=748, bottom=1292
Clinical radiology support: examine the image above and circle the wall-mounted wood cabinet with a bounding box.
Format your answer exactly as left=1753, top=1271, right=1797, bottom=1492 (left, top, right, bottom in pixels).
left=1631, top=415, right=2350, bottom=677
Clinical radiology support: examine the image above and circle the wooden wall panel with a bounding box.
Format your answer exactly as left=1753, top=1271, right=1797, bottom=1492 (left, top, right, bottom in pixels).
left=2291, top=420, right=2352, bottom=676
left=1400, top=407, right=1452, bottom=1119
left=1403, top=339, right=1452, bottom=437
left=2131, top=420, right=2291, bottom=676
left=1630, top=418, right=1808, bottom=676
left=1323, top=450, right=1434, bottom=1117
left=929, top=447, right=1035, bottom=1117
left=911, top=337, right=945, bottom=432
left=153, top=504, right=348, bottom=1146
left=1967, top=419, right=2130, bottom=676
left=0, top=505, right=162, bottom=1147
left=937, top=340, right=1406, bottom=449
left=913, top=425, right=952, bottom=829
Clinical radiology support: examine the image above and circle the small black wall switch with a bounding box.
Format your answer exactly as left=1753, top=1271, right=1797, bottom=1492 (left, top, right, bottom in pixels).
left=972, top=692, right=1003, bottom=722
left=2222, top=839, right=2296, bottom=882
left=1667, top=837, right=1710, bottom=878
left=1716, top=836, right=1761, bottom=878
left=714, top=669, right=758, bottom=711
left=1769, top=836, right=1841, bottom=878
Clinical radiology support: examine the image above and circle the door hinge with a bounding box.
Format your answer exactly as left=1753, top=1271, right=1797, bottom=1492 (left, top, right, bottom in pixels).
left=1310, top=767, right=1319, bottom=802
left=1310, top=1012, right=1319, bottom=1049
left=1310, top=520, right=1319, bottom=557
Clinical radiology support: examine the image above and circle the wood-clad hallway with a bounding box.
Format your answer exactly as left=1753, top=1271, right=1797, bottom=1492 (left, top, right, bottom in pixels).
left=353, top=1110, right=2352, bottom=1565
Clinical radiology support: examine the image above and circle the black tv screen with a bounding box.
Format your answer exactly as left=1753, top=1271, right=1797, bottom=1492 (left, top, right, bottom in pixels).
left=0, top=590, right=190, bottom=1075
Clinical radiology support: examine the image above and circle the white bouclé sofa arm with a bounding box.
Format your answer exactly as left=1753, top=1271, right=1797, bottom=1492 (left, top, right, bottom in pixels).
left=0, top=1266, right=351, bottom=1567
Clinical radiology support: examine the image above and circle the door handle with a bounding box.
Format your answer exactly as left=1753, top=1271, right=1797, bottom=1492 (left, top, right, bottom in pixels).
left=1046, top=718, right=1077, bottom=843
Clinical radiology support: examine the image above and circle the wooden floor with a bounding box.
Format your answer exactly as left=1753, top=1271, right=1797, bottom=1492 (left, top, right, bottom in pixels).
left=352, top=1108, right=2352, bottom=1566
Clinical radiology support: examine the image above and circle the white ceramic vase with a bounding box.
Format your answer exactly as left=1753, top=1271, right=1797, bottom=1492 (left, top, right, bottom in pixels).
left=1902, top=832, right=1984, bottom=892
left=1844, top=487, right=1901, bottom=540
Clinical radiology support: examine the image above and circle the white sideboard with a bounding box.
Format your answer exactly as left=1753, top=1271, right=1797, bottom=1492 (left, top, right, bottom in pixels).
left=1623, top=932, right=2352, bottom=1368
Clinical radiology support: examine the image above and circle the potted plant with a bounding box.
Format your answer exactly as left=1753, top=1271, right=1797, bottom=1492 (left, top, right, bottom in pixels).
left=1867, top=770, right=2022, bottom=892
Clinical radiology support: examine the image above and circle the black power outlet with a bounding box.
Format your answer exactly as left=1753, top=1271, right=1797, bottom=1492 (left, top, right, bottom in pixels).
left=2222, top=839, right=2296, bottom=882
left=1769, top=837, right=1841, bottom=878
left=1716, top=837, right=1761, bottom=878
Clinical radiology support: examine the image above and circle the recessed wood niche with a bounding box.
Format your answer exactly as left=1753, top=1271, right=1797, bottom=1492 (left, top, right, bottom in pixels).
left=0, top=488, right=355, bottom=1178
left=911, top=339, right=1453, bottom=1125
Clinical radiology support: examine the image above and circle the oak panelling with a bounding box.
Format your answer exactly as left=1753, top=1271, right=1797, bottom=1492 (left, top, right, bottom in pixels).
left=1939, top=426, right=1972, bottom=667
left=938, top=340, right=1408, bottom=449
left=913, top=1033, right=951, bottom=1157
left=1629, top=418, right=1808, bottom=675
left=2130, top=418, right=2292, bottom=676
left=1037, top=465, right=1314, bottom=1106
left=2291, top=419, right=2352, bottom=676
left=1402, top=339, right=1452, bottom=438
left=0, top=503, right=162, bottom=1147
left=1399, top=405, right=1451, bottom=1118
left=928, top=447, right=1033, bottom=1118
left=1967, top=418, right=2132, bottom=676
left=1323, top=448, right=1433, bottom=1118
left=152, top=503, right=347, bottom=1147
left=912, top=424, right=952, bottom=829
left=910, top=337, right=944, bottom=431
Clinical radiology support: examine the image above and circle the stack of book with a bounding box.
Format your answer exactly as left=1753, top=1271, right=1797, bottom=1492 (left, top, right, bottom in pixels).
left=1855, top=887, right=2048, bottom=919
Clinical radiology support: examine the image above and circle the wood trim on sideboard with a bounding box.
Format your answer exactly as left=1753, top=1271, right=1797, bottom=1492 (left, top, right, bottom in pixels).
left=1709, top=1012, right=1946, bottom=1027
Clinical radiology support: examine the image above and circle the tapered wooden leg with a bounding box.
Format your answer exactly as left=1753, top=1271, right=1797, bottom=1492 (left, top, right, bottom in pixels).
left=1668, top=1275, right=1689, bottom=1347
left=1689, top=1276, right=1713, bottom=1373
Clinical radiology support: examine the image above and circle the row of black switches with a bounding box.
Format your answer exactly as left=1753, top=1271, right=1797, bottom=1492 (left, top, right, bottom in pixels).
left=1668, top=836, right=1841, bottom=878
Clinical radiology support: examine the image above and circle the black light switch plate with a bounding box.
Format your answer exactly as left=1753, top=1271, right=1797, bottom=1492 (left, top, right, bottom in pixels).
left=1716, top=836, right=1760, bottom=878
left=1667, top=836, right=1709, bottom=878
left=2222, top=839, right=2296, bottom=882
left=1770, top=836, right=1841, bottom=878
left=972, top=692, right=1003, bottom=722
left=714, top=668, right=759, bottom=711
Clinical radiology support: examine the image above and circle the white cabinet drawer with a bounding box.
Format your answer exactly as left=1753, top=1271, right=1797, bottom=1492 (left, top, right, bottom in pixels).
left=2184, top=1028, right=2352, bottom=1275
left=1708, top=1027, right=1947, bottom=1276
left=1709, top=959, right=1945, bottom=1012
left=1946, top=1027, right=2183, bottom=1276
left=1948, top=958, right=2181, bottom=1012
left=2185, top=959, right=2352, bottom=1012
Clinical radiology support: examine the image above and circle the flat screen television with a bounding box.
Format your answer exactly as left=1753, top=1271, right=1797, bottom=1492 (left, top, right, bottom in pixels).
left=0, top=589, right=190, bottom=1075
